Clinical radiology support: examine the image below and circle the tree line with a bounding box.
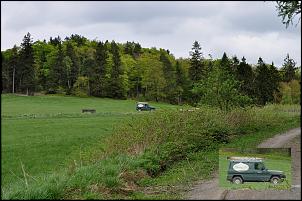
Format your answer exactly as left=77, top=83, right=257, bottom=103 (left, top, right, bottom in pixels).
left=2, top=33, right=300, bottom=109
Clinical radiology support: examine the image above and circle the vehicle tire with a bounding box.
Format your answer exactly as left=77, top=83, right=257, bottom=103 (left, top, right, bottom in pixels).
left=270, top=176, right=280, bottom=185
left=232, top=176, right=243, bottom=184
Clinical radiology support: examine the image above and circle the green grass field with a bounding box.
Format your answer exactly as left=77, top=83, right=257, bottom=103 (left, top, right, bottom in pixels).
left=1, top=94, right=300, bottom=199
left=219, top=150, right=292, bottom=190
left=1, top=94, right=181, bottom=187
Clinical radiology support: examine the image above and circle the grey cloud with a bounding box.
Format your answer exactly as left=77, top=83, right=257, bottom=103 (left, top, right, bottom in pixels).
left=3, top=1, right=220, bottom=31
left=1, top=1, right=301, bottom=67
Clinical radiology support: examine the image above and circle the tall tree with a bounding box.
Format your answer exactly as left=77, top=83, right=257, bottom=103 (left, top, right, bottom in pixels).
left=235, top=56, right=255, bottom=98
left=65, top=42, right=79, bottom=93
left=189, top=41, right=204, bottom=82
left=175, top=61, right=188, bottom=105
left=220, top=52, right=232, bottom=73
left=254, top=58, right=280, bottom=105
left=281, top=53, right=297, bottom=82
left=109, top=41, right=127, bottom=99
left=133, top=43, right=142, bottom=58
left=19, top=32, right=35, bottom=95
left=49, top=42, right=65, bottom=91
left=160, top=51, right=176, bottom=103
left=90, top=41, right=109, bottom=97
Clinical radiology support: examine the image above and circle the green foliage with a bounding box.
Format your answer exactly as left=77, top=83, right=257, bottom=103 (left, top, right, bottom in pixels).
left=279, top=80, right=301, bottom=104
left=235, top=57, right=255, bottom=98
left=1, top=34, right=297, bottom=108
left=281, top=53, right=297, bottom=82
left=73, top=76, right=89, bottom=97
left=18, top=32, right=35, bottom=94
left=276, top=1, right=301, bottom=28
left=108, top=41, right=128, bottom=99
left=138, top=53, right=166, bottom=101
left=160, top=51, right=177, bottom=103
left=254, top=58, right=280, bottom=105
left=175, top=61, right=190, bottom=105
left=189, top=41, right=204, bottom=82
left=193, top=61, right=252, bottom=111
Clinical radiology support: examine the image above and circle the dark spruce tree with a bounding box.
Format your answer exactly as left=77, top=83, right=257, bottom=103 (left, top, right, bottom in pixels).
left=90, top=41, right=109, bottom=97
left=235, top=56, right=255, bottom=98
left=19, top=32, right=35, bottom=95
left=189, top=41, right=204, bottom=82
left=133, top=43, right=142, bottom=58
left=268, top=62, right=281, bottom=103
left=281, top=53, right=297, bottom=82
left=109, top=41, right=127, bottom=99
left=254, top=57, right=279, bottom=105
left=220, top=52, right=232, bottom=73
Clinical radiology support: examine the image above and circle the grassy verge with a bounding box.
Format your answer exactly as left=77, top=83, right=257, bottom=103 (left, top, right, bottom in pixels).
left=2, top=104, right=300, bottom=199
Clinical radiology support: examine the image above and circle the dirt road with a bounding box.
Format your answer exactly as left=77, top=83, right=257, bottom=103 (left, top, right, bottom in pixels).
left=186, top=127, right=301, bottom=200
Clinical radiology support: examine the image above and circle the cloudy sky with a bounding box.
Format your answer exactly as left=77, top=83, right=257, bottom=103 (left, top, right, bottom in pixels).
left=1, top=1, right=301, bottom=67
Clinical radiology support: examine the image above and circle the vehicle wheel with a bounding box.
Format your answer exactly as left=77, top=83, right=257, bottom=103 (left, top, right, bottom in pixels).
left=232, top=176, right=243, bottom=184
left=270, top=176, right=280, bottom=184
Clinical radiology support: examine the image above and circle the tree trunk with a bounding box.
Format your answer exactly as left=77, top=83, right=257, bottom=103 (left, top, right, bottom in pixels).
left=12, top=68, right=15, bottom=93
left=136, top=77, right=139, bottom=98
left=26, top=88, right=29, bottom=96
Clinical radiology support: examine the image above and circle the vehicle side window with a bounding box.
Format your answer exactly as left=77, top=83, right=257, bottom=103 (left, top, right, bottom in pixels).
left=255, top=163, right=260, bottom=170
left=254, top=163, right=264, bottom=170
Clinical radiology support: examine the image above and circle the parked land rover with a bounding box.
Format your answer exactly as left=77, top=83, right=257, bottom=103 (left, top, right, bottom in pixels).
left=136, top=102, right=155, bottom=111
left=227, top=157, right=286, bottom=184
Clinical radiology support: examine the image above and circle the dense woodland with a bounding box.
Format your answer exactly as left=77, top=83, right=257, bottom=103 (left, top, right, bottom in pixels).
left=2, top=33, right=301, bottom=109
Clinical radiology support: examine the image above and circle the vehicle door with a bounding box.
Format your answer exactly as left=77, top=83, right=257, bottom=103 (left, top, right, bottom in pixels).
left=253, top=162, right=270, bottom=181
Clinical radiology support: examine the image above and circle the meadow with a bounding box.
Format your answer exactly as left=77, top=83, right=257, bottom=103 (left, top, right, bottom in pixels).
left=1, top=94, right=300, bottom=199
left=1, top=94, right=181, bottom=187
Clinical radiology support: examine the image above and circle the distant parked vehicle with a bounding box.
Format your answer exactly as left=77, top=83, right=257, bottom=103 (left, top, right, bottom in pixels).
left=136, top=102, right=155, bottom=111
left=227, top=157, right=286, bottom=184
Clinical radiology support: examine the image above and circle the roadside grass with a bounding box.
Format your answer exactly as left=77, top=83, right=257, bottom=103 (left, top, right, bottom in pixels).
left=1, top=96, right=300, bottom=199
left=218, top=151, right=292, bottom=190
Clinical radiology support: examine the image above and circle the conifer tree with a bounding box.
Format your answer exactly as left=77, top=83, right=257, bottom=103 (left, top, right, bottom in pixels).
left=19, top=32, right=35, bottom=95
left=282, top=53, right=297, bottom=82
left=189, top=41, right=204, bottom=82
left=109, top=41, right=127, bottom=99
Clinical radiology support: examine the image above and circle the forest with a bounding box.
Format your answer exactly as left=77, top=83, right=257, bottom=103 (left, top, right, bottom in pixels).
left=2, top=33, right=300, bottom=109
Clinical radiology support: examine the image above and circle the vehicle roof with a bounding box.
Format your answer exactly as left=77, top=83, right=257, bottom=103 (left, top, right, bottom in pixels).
left=137, top=102, right=149, bottom=104
left=228, top=156, right=263, bottom=162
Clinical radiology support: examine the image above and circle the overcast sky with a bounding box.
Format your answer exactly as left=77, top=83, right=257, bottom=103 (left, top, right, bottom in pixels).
left=1, top=1, right=301, bottom=67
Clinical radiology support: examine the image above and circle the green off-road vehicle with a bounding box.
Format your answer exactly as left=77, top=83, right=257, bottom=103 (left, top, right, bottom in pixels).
left=136, top=102, right=155, bottom=111
left=226, top=157, right=286, bottom=184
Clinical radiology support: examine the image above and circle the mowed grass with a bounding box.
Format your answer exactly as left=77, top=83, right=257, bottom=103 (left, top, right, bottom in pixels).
left=1, top=94, right=179, bottom=117
left=1, top=94, right=181, bottom=188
